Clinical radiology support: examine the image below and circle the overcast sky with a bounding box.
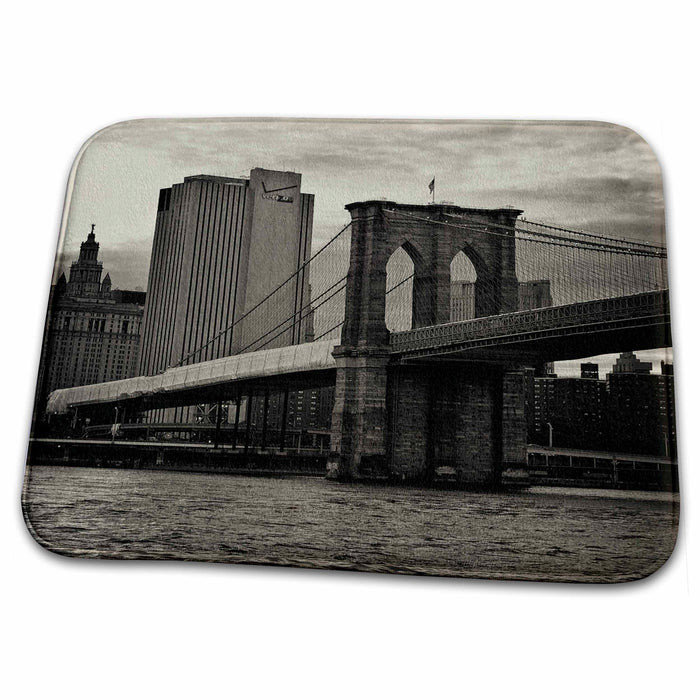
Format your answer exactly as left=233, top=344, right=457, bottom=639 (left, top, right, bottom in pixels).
left=56, top=118, right=670, bottom=375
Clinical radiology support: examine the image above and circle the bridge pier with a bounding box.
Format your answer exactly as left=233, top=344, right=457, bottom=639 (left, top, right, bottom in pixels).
left=329, top=359, right=527, bottom=485
left=328, top=346, right=391, bottom=480
left=387, top=364, right=527, bottom=485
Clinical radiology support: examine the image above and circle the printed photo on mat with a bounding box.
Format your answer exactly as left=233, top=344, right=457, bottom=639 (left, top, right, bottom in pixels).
left=23, top=119, right=679, bottom=582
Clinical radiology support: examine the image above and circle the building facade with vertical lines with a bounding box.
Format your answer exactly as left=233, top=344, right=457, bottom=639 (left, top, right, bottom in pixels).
left=138, top=168, right=314, bottom=424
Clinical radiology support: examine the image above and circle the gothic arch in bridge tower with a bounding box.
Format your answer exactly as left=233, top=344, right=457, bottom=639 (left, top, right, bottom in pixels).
left=385, top=245, right=415, bottom=332
left=337, top=201, right=523, bottom=350
left=450, top=249, right=480, bottom=322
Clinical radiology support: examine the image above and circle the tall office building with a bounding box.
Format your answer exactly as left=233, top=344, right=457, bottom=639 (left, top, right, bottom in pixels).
left=138, top=168, right=315, bottom=425
left=39, top=227, right=145, bottom=410
left=138, top=169, right=314, bottom=375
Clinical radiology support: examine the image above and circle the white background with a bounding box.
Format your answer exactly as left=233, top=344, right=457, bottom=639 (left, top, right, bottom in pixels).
left=2, top=2, right=697, bottom=698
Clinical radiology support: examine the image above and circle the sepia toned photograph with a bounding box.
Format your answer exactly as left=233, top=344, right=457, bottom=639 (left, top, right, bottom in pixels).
left=22, top=118, right=679, bottom=582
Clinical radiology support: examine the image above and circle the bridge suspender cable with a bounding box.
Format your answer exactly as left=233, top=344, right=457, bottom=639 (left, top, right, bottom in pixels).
left=171, top=221, right=352, bottom=368
left=238, top=277, right=349, bottom=354
left=234, top=270, right=421, bottom=354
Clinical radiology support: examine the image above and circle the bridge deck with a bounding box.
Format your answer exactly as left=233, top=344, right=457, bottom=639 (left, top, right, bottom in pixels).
left=46, top=339, right=337, bottom=415
left=390, top=290, right=670, bottom=361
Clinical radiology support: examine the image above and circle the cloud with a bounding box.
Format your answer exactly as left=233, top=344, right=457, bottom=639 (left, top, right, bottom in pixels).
left=59, top=120, right=667, bottom=289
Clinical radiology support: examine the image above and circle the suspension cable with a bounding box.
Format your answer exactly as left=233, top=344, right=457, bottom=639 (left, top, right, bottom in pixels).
left=384, top=209, right=667, bottom=258
left=172, top=221, right=352, bottom=367
left=519, top=217, right=664, bottom=251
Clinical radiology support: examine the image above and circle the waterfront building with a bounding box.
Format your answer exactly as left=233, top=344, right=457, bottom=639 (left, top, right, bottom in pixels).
left=607, top=353, right=676, bottom=456
left=526, top=372, right=556, bottom=443
left=526, top=364, right=606, bottom=451
left=525, top=352, right=677, bottom=457
left=39, top=227, right=145, bottom=410
left=248, top=385, right=334, bottom=444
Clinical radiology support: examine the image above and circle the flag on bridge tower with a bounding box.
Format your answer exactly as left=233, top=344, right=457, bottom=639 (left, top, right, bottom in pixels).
left=428, top=177, right=435, bottom=203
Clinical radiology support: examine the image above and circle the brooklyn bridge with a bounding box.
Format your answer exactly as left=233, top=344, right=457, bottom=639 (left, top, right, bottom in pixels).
left=42, top=200, right=671, bottom=486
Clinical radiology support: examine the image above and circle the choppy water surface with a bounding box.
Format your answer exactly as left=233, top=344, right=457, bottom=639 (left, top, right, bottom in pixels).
left=23, top=466, right=679, bottom=582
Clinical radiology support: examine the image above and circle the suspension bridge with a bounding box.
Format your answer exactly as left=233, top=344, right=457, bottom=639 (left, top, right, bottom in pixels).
left=45, top=199, right=671, bottom=484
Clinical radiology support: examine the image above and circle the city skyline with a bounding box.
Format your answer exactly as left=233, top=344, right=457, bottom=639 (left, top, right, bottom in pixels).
left=37, top=120, right=673, bottom=468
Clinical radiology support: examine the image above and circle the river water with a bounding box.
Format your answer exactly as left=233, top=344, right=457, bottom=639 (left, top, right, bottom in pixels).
left=22, top=466, right=679, bottom=583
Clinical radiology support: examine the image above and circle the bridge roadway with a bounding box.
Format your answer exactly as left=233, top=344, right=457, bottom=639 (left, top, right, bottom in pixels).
left=391, top=289, right=671, bottom=362
left=46, top=289, right=671, bottom=415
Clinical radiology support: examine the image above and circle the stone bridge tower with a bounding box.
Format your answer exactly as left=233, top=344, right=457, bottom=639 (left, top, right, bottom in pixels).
left=328, top=200, right=527, bottom=483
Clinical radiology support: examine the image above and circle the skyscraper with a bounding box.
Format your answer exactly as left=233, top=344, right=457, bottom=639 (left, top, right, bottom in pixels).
left=65, top=225, right=107, bottom=297
left=524, top=352, right=677, bottom=457
left=138, top=168, right=315, bottom=426
left=39, top=227, right=145, bottom=410
left=138, top=169, right=314, bottom=376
